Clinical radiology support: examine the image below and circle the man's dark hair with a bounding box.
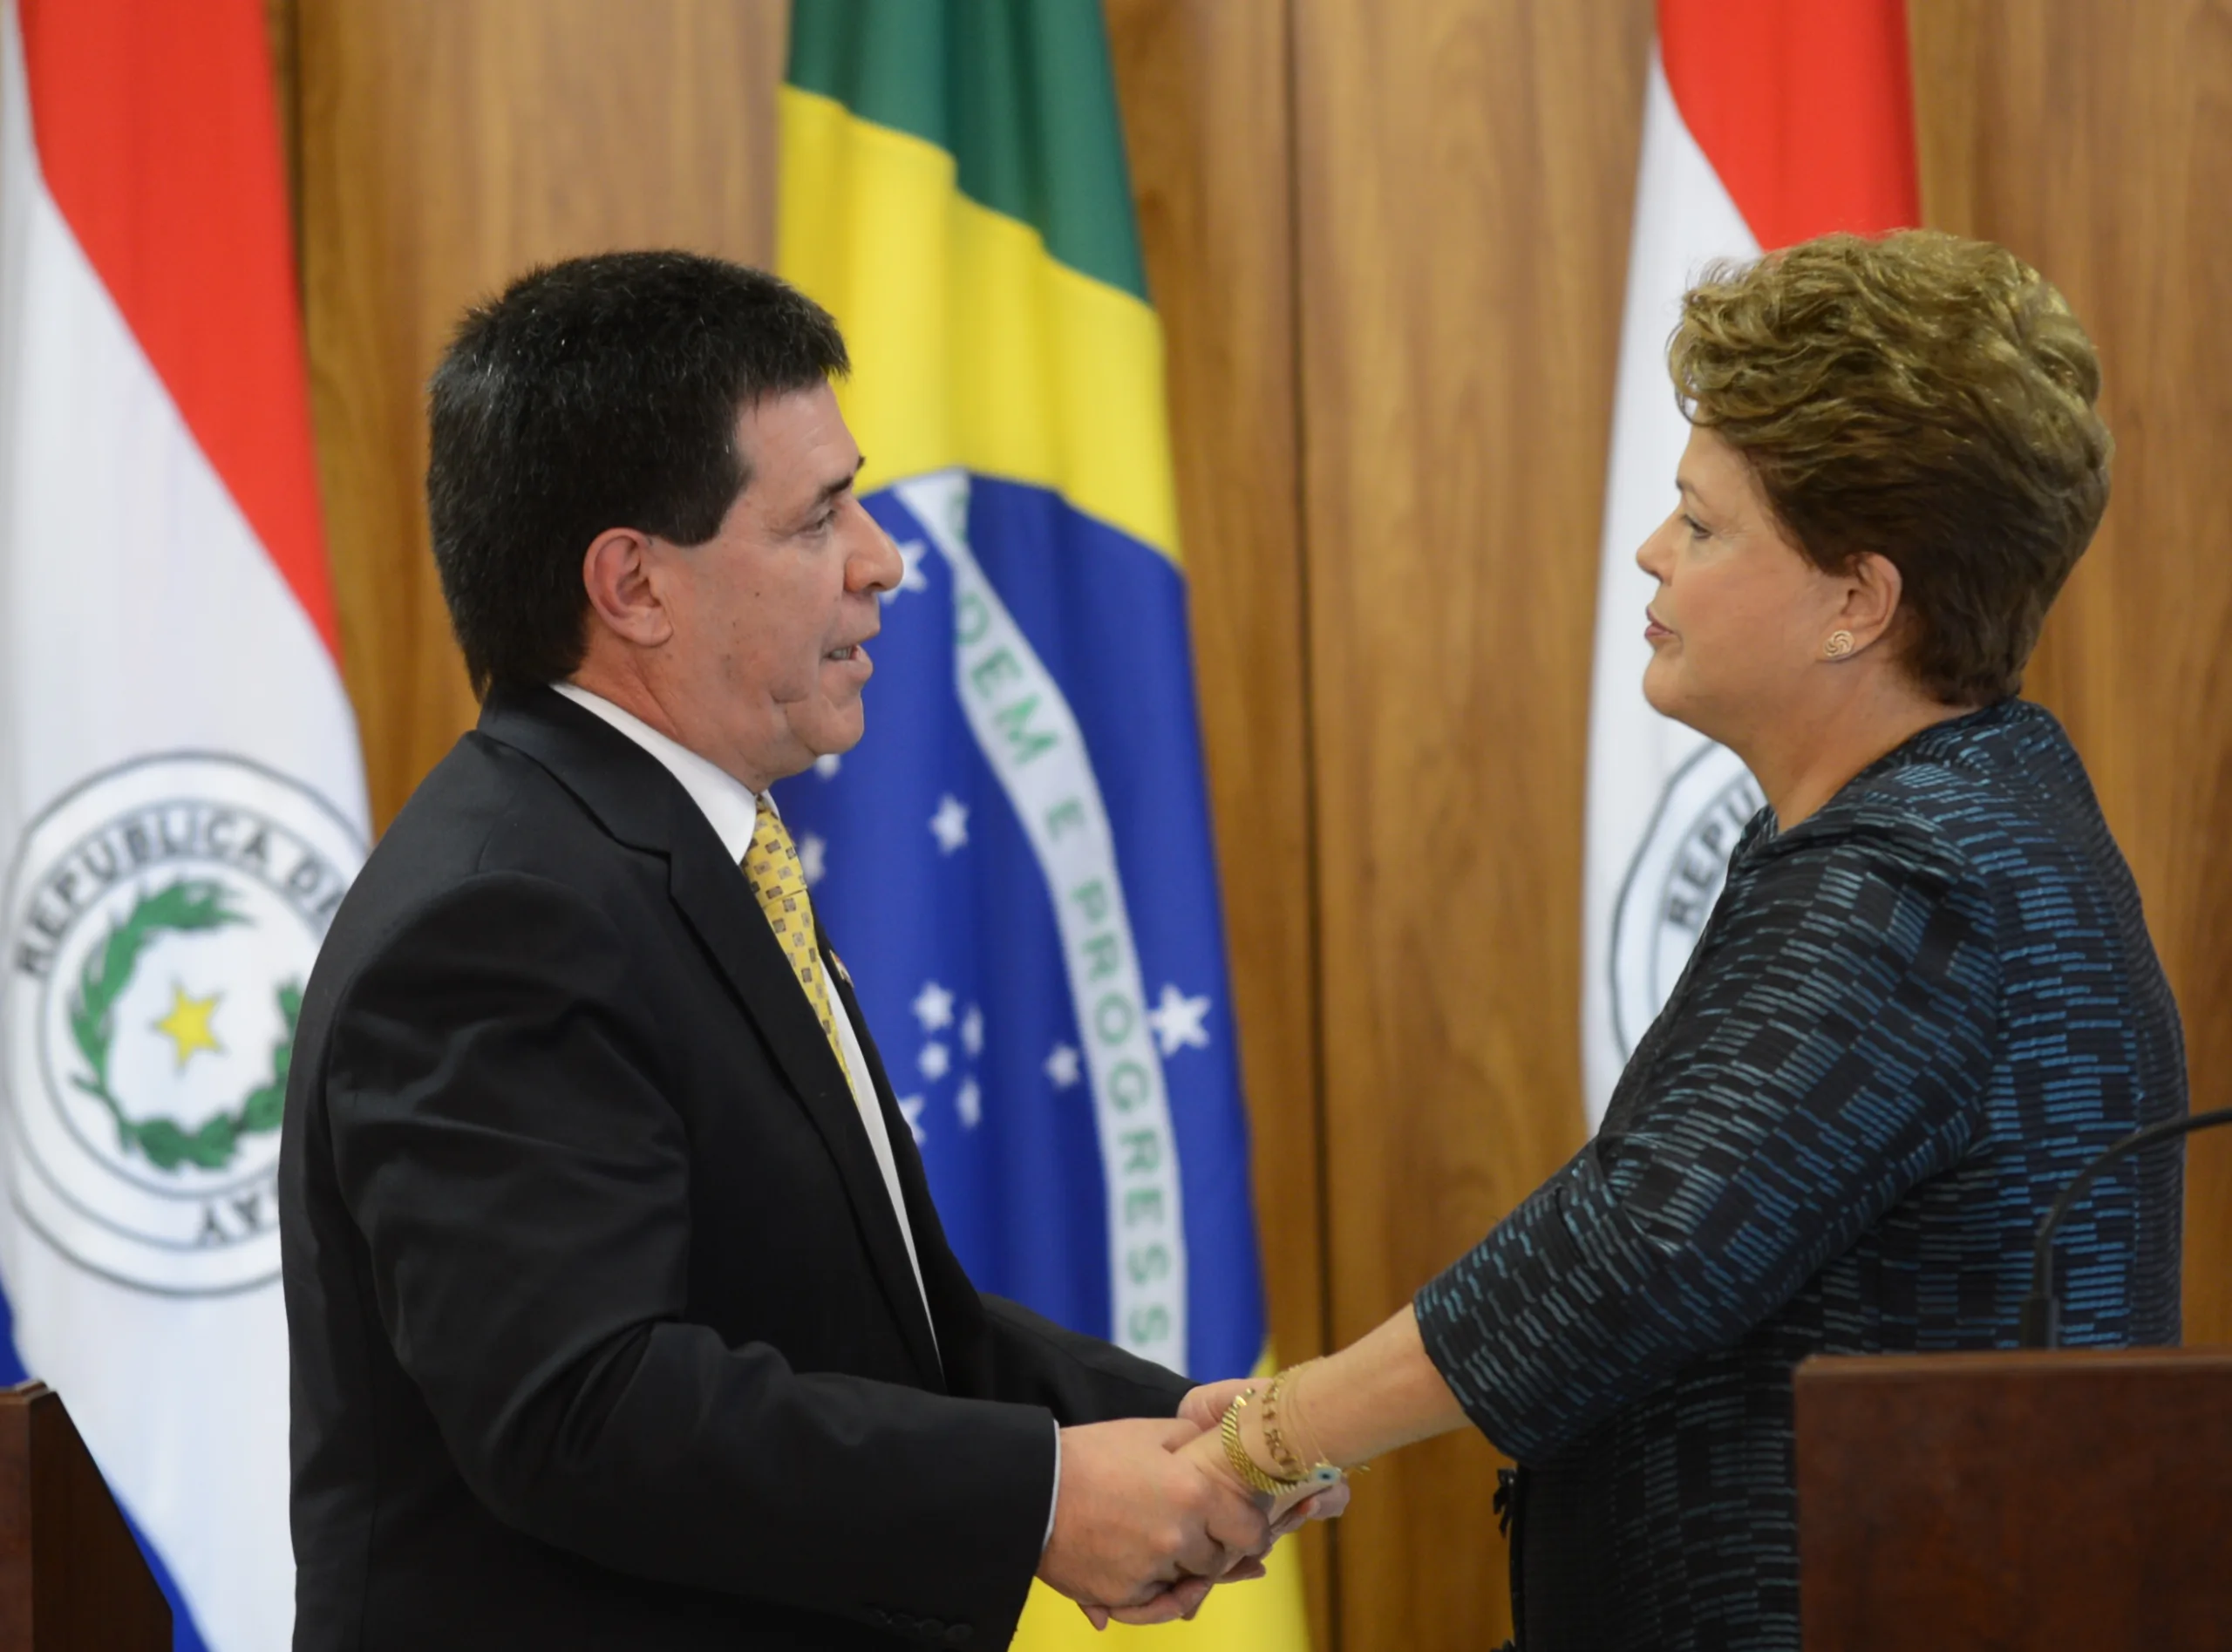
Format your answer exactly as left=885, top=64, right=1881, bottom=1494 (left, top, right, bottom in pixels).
left=426, top=250, right=849, bottom=695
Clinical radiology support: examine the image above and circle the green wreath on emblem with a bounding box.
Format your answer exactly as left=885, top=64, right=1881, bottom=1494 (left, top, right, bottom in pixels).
left=65, top=878, right=302, bottom=1173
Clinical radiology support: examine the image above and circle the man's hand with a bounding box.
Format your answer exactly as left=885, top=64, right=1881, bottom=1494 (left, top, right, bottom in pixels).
left=1037, top=1417, right=1271, bottom=1628
left=1090, top=1407, right=1355, bottom=1629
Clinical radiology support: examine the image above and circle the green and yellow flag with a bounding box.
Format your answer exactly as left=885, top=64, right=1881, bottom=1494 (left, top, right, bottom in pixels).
left=776, top=2, right=1311, bottom=1646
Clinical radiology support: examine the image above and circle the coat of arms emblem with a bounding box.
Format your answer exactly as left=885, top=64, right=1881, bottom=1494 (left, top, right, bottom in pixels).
left=3, top=753, right=362, bottom=1294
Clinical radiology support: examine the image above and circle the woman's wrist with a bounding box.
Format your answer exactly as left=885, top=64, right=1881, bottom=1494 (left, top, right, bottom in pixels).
left=1256, top=1363, right=1310, bottom=1478
left=1277, top=1360, right=1337, bottom=1469
left=1207, top=1304, right=1467, bottom=1496
left=1221, top=1369, right=1346, bottom=1489
left=1218, top=1389, right=1296, bottom=1494
left=1272, top=1305, right=1470, bottom=1469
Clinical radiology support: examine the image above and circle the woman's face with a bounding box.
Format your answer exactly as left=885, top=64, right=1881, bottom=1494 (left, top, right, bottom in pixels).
left=1637, top=426, right=1849, bottom=744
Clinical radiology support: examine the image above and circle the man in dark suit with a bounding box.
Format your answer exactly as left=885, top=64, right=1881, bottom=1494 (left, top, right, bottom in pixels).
left=280, top=252, right=1289, bottom=1650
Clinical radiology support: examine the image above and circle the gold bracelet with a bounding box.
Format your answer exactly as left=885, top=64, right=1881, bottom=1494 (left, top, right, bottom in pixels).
left=1220, top=1390, right=1308, bottom=1494
left=1274, top=1361, right=1332, bottom=1472
left=1260, top=1368, right=1306, bottom=1480
left=1278, top=1361, right=1369, bottom=1477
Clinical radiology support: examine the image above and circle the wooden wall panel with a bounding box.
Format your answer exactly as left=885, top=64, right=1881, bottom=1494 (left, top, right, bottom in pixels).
left=296, top=0, right=790, bottom=832
left=1103, top=0, right=1333, bottom=1639
left=1909, top=0, right=2232, bottom=1343
left=1290, top=3, right=1655, bottom=1644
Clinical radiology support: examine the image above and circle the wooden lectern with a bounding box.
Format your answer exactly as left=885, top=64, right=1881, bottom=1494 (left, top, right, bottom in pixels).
left=1796, top=1347, right=2232, bottom=1650
left=0, top=1381, right=171, bottom=1649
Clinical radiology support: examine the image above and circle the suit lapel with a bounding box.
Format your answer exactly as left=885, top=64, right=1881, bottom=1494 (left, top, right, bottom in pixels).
left=827, top=955, right=979, bottom=1365
left=477, top=686, right=944, bottom=1387
left=666, top=839, right=945, bottom=1387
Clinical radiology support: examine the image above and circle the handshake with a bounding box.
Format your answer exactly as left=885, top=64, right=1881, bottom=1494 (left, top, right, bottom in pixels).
left=1038, top=1377, right=1353, bottom=1628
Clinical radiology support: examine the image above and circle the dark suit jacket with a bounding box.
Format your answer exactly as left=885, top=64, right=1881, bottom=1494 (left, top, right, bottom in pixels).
left=280, top=684, right=1191, bottom=1651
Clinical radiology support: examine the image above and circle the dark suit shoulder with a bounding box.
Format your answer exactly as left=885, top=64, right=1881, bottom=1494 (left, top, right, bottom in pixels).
left=369, top=727, right=648, bottom=886
left=314, top=732, right=660, bottom=987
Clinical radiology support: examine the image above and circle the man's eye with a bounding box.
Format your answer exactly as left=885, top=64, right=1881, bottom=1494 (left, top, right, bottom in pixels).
left=1683, top=514, right=1709, bottom=538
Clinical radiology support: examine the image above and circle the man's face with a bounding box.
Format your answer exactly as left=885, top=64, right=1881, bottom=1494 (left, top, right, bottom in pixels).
left=650, top=383, right=902, bottom=789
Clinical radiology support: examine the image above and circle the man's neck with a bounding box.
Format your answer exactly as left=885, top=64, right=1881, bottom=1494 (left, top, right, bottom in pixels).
left=564, top=657, right=779, bottom=795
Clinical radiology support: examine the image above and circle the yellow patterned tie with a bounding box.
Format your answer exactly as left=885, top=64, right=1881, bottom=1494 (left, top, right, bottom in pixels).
left=742, top=795, right=844, bottom=1068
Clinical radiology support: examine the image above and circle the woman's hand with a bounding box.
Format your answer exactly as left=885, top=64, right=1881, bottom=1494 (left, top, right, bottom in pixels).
left=1181, top=1383, right=1356, bottom=1532
left=1176, top=1376, right=1256, bottom=1433
left=1275, top=1476, right=1352, bottom=1533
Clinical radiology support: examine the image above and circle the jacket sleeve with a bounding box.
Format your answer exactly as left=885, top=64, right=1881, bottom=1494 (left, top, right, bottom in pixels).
left=1414, top=822, right=2001, bottom=1463
left=827, top=967, right=1194, bottom=1428
left=322, top=869, right=1056, bottom=1641
left=965, top=1294, right=1194, bottom=1422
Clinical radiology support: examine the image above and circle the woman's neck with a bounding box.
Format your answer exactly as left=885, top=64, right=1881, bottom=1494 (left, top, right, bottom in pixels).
left=1737, top=673, right=1980, bottom=832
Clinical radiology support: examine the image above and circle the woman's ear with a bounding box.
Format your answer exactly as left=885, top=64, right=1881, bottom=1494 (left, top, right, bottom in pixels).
left=581, top=527, right=673, bottom=649
left=1841, top=552, right=1905, bottom=651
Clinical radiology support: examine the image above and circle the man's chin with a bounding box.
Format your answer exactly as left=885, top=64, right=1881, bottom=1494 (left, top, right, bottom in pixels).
left=797, top=708, right=868, bottom=765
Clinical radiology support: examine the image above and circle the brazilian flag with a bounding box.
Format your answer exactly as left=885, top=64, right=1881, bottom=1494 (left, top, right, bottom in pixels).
left=776, top=3, right=1310, bottom=1645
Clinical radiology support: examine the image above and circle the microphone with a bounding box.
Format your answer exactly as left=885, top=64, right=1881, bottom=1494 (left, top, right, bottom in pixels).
left=2018, top=1105, right=2232, bottom=1349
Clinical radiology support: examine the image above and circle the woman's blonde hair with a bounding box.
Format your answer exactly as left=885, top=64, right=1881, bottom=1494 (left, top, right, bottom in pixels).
left=1670, top=229, right=2111, bottom=704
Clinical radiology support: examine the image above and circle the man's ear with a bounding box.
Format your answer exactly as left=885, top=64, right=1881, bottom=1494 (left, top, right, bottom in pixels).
left=1841, top=551, right=1905, bottom=652
left=581, top=527, right=673, bottom=649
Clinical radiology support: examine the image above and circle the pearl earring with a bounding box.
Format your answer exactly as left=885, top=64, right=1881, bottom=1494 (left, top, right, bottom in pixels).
left=1823, top=631, right=1856, bottom=660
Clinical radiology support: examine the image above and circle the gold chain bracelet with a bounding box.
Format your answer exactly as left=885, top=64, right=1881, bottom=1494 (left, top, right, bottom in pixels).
left=1260, top=1368, right=1307, bottom=1480
left=1220, top=1390, right=1310, bottom=1494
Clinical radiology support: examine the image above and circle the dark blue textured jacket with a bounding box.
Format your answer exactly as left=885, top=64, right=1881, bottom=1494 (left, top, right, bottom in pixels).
left=1416, top=699, right=2185, bottom=1651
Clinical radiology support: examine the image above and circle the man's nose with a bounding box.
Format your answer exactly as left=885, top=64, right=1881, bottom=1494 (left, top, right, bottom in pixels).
left=850, top=510, right=907, bottom=595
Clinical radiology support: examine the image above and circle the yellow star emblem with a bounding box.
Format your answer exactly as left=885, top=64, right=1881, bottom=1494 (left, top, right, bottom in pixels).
left=152, top=983, right=223, bottom=1071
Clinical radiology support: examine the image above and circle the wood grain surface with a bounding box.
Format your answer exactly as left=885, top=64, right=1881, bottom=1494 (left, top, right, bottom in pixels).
left=295, top=0, right=790, bottom=830
left=0, top=1383, right=171, bottom=1651
left=1795, top=1349, right=2232, bottom=1649
left=1288, top=3, right=1656, bottom=1643
left=1103, top=0, right=1334, bottom=1638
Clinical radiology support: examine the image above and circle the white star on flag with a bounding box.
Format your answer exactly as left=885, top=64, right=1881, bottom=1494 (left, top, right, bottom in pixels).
left=911, top=979, right=956, bottom=1032
left=797, top=832, right=827, bottom=887
left=881, top=538, right=932, bottom=602
left=1045, top=1044, right=1082, bottom=1089
left=960, top=1005, right=983, bottom=1057
left=813, top=753, right=842, bottom=779
left=1147, top=984, right=1213, bottom=1057
left=929, top=793, right=970, bottom=853
left=919, top=1042, right=950, bottom=1081
left=898, top=1096, right=926, bottom=1145
left=956, top=1078, right=983, bottom=1129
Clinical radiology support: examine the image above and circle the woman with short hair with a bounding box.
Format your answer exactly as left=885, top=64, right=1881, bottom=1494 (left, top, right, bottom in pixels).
left=1181, top=230, right=2184, bottom=1650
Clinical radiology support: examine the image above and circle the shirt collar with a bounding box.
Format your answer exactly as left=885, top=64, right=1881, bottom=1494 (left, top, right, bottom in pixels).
left=550, top=682, right=764, bottom=864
